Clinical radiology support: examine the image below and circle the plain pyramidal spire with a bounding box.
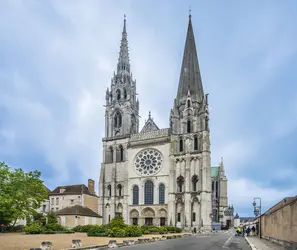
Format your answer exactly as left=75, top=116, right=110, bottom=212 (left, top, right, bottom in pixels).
left=176, top=13, right=204, bottom=104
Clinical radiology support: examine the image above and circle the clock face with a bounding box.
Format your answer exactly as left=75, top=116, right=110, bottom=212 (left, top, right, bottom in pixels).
left=134, top=148, right=163, bottom=176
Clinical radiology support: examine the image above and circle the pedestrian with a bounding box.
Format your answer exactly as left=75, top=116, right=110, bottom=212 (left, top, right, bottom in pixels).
left=252, top=226, right=255, bottom=236
left=246, top=227, right=251, bottom=236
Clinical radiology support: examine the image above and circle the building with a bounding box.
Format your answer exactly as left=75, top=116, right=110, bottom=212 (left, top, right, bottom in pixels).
left=98, top=14, right=230, bottom=231
left=211, top=158, right=233, bottom=227
left=234, top=213, right=240, bottom=228
left=56, top=205, right=102, bottom=228
left=49, top=179, right=98, bottom=214
left=36, top=186, right=51, bottom=214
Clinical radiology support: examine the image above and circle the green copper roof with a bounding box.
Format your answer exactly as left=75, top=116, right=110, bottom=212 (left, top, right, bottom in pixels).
left=211, top=167, right=219, bottom=177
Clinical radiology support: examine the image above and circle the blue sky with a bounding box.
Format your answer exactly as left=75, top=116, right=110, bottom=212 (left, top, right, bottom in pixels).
left=0, top=0, right=297, bottom=217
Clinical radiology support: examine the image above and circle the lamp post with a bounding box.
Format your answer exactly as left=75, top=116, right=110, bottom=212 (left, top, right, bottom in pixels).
left=253, top=197, right=262, bottom=238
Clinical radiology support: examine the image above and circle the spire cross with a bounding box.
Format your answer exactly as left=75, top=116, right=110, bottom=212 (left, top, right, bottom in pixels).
left=189, top=7, right=191, bottom=17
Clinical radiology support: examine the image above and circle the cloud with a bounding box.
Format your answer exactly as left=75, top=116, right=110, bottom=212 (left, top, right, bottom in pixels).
left=0, top=0, right=297, bottom=216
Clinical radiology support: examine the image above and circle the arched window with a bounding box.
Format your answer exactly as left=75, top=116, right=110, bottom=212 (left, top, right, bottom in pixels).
left=159, top=184, right=165, bottom=204
left=116, top=145, right=124, bottom=162
left=192, top=175, right=198, bottom=192
left=187, top=120, right=191, bottom=133
left=124, top=88, right=127, bottom=99
left=107, top=184, right=111, bottom=197
left=194, top=135, right=198, bottom=150
left=144, top=180, right=154, bottom=204
left=179, top=138, right=183, bottom=152
left=107, top=146, right=113, bottom=163
left=116, top=89, right=121, bottom=100
left=177, top=213, right=181, bottom=222
left=114, top=111, right=122, bottom=128
left=187, top=100, right=190, bottom=108
left=192, top=212, right=196, bottom=222
left=177, top=176, right=184, bottom=192
left=117, top=184, right=122, bottom=197
left=133, top=185, right=139, bottom=205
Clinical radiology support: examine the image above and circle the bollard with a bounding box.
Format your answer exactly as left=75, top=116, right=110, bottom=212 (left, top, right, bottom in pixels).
left=71, top=239, right=82, bottom=248
left=30, top=248, right=42, bottom=250
left=108, top=240, right=118, bottom=248
left=40, top=241, right=53, bottom=250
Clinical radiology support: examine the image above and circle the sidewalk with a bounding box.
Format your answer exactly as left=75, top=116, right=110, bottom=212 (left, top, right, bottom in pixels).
left=245, top=236, right=286, bottom=250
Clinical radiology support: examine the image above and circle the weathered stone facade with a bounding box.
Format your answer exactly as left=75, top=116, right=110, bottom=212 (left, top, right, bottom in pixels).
left=98, top=15, right=230, bottom=231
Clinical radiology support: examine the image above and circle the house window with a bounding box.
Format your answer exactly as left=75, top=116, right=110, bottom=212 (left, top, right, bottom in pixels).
left=177, top=213, right=181, bottom=222
left=144, top=180, right=154, bottom=205
left=187, top=120, right=191, bottom=133
left=51, top=208, right=54, bottom=211
left=42, top=205, right=46, bottom=212
left=51, top=198, right=54, bottom=205
left=192, top=212, right=196, bottom=222
left=159, top=184, right=165, bottom=204
left=133, top=185, right=139, bottom=205
left=70, top=199, right=74, bottom=205
left=56, top=197, right=59, bottom=205
left=56, top=208, right=59, bottom=211
left=194, top=135, right=198, bottom=150
left=108, top=215, right=111, bottom=222
left=179, top=138, right=183, bottom=152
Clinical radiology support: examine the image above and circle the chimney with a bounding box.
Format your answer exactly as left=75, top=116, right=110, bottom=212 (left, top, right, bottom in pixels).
left=88, top=179, right=95, bottom=194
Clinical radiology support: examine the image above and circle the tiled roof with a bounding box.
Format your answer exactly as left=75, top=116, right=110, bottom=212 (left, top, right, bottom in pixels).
left=50, top=184, right=97, bottom=197
left=56, top=205, right=102, bottom=218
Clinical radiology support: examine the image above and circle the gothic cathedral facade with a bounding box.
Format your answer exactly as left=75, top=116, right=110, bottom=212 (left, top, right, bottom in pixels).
left=99, top=15, right=231, bottom=230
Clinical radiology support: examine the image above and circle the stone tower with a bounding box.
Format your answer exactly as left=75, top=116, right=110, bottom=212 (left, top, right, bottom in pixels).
left=168, top=14, right=212, bottom=230
left=99, top=17, right=139, bottom=224
left=104, top=16, right=139, bottom=138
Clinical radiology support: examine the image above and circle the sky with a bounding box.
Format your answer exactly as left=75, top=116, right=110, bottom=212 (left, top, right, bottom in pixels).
left=0, top=0, right=297, bottom=217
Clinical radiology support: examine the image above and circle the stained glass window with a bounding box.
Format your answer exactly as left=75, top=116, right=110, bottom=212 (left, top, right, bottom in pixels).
left=159, top=184, right=165, bottom=204
left=144, top=180, right=154, bottom=204
left=133, top=185, right=139, bottom=205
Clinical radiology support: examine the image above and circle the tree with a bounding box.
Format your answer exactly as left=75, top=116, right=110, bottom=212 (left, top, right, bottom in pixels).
left=0, top=162, right=48, bottom=226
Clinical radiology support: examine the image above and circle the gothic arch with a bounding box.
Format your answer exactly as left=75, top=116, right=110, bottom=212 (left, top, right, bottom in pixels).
left=117, top=203, right=123, bottom=213
left=117, top=183, right=123, bottom=196
left=130, top=209, right=139, bottom=218
left=116, top=145, right=124, bottom=162
left=113, top=110, right=122, bottom=128
left=157, top=208, right=168, bottom=218
left=141, top=207, right=155, bottom=217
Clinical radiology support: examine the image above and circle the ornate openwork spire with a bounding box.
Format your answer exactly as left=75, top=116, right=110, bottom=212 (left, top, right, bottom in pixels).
left=176, top=14, right=204, bottom=104
left=140, top=111, right=159, bottom=133
left=117, top=15, right=130, bottom=74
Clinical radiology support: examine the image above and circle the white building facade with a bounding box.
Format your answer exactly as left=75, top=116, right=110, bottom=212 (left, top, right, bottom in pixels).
left=99, top=15, right=215, bottom=231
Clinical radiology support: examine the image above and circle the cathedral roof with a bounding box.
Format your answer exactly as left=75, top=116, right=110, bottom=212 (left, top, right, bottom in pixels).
left=140, top=111, right=159, bottom=133
left=176, top=14, right=204, bottom=104
left=211, top=166, right=219, bottom=177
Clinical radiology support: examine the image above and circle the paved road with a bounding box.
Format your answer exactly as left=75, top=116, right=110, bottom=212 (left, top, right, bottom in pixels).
left=122, top=232, right=251, bottom=250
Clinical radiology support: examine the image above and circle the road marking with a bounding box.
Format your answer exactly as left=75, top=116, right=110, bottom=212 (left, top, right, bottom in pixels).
left=222, top=233, right=235, bottom=249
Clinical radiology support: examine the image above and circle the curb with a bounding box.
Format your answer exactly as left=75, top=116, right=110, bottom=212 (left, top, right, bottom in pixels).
left=245, top=236, right=257, bottom=250
left=67, top=233, right=195, bottom=250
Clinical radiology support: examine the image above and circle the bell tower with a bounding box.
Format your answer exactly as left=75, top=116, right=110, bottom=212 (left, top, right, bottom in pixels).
left=105, top=16, right=139, bottom=138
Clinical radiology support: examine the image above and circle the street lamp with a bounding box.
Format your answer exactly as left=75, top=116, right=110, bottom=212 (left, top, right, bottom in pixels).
left=253, top=197, right=262, bottom=238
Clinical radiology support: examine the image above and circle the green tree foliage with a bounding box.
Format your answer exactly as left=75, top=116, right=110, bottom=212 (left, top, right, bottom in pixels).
left=46, top=211, right=58, bottom=224
left=0, top=162, right=48, bottom=226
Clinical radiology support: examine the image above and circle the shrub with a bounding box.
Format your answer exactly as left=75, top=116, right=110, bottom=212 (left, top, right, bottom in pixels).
left=87, top=226, right=107, bottom=237
left=46, top=212, right=58, bottom=224
left=107, top=216, right=127, bottom=229
left=109, top=227, right=127, bottom=237
left=73, top=224, right=100, bottom=233
left=24, top=223, right=42, bottom=234
left=164, top=226, right=182, bottom=233
left=158, top=227, right=168, bottom=234
left=44, top=223, right=65, bottom=232
left=125, top=225, right=142, bottom=237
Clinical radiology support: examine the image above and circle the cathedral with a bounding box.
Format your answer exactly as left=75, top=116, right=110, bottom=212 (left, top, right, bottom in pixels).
left=98, top=14, right=231, bottom=231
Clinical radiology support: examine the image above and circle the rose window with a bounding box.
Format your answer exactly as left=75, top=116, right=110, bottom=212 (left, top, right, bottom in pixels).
left=134, top=148, right=163, bottom=176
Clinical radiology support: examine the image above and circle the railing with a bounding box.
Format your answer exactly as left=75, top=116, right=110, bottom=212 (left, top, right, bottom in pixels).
left=130, top=128, right=170, bottom=141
